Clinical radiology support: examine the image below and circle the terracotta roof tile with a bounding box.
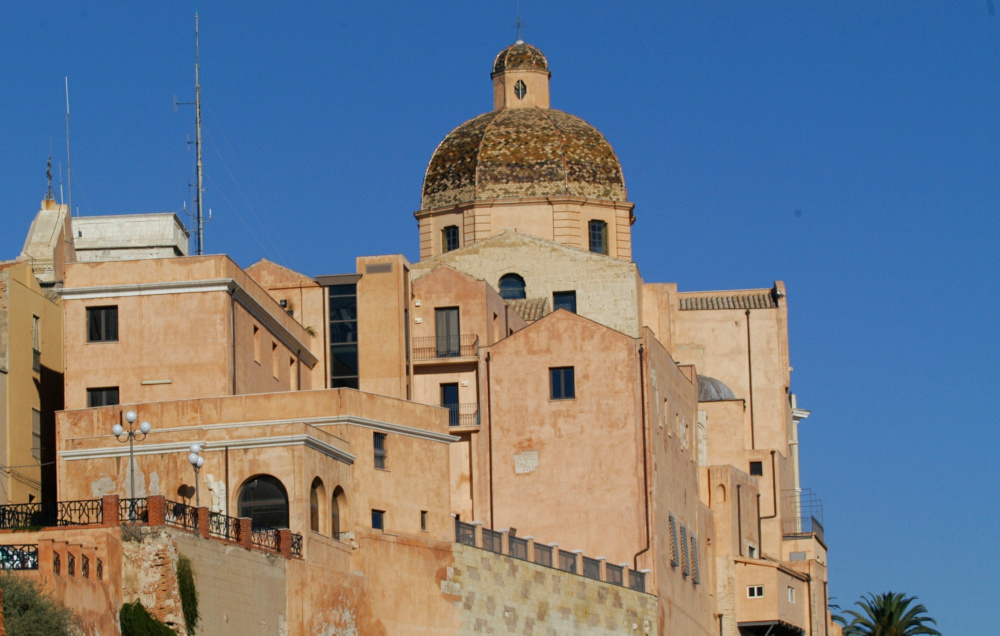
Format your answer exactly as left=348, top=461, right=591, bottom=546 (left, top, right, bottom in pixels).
left=678, top=293, right=777, bottom=311
left=508, top=297, right=550, bottom=322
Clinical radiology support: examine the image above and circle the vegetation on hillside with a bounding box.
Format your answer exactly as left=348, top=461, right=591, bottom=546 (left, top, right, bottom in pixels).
left=0, top=572, right=78, bottom=636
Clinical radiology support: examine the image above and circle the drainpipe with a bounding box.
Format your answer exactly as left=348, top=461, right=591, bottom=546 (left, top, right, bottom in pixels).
left=759, top=450, right=778, bottom=556
left=632, top=344, right=651, bottom=570
left=486, top=352, right=494, bottom=527
left=745, top=309, right=755, bottom=449
left=229, top=287, right=237, bottom=395
left=736, top=484, right=743, bottom=557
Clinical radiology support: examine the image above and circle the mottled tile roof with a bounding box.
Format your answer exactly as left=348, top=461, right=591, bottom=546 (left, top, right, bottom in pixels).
left=508, top=297, right=550, bottom=322
left=422, top=108, right=626, bottom=209
left=493, top=42, right=548, bottom=75
left=678, top=293, right=777, bottom=311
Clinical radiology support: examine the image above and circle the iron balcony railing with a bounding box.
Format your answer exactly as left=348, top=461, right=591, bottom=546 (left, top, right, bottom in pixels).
left=481, top=528, right=502, bottom=554
left=583, top=556, right=601, bottom=580
left=250, top=524, right=281, bottom=552
left=0, top=499, right=103, bottom=529
left=533, top=543, right=553, bottom=568
left=0, top=545, right=39, bottom=571
left=508, top=535, right=528, bottom=561
left=782, top=488, right=825, bottom=543
left=444, top=403, right=480, bottom=427
left=120, top=498, right=148, bottom=523
left=164, top=500, right=199, bottom=532
left=606, top=562, right=624, bottom=586
left=209, top=511, right=241, bottom=542
left=412, top=334, right=478, bottom=360
left=629, top=570, right=646, bottom=593
left=455, top=519, right=476, bottom=547
left=557, top=549, right=577, bottom=574
left=290, top=533, right=303, bottom=558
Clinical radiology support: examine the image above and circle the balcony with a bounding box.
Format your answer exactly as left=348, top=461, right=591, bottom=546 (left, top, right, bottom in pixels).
left=781, top=489, right=824, bottom=543
left=412, top=335, right=478, bottom=361
left=444, top=403, right=480, bottom=428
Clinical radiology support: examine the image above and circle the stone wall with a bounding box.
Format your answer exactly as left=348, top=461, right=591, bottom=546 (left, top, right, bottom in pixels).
left=445, top=543, right=657, bottom=635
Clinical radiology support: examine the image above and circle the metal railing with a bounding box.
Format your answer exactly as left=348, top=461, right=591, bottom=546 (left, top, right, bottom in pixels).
left=209, top=512, right=240, bottom=542
left=412, top=334, right=478, bottom=360
left=509, top=535, right=528, bottom=561
left=583, top=556, right=601, bottom=580
left=119, top=498, right=148, bottom=523
left=782, top=489, right=825, bottom=542
left=533, top=543, right=553, bottom=568
left=558, top=550, right=577, bottom=574
left=445, top=403, right=480, bottom=427
left=455, top=519, right=476, bottom=547
left=67, top=553, right=75, bottom=576
left=0, top=545, right=39, bottom=570
left=164, top=500, right=199, bottom=531
left=629, top=570, right=646, bottom=593
left=96, top=558, right=103, bottom=580
left=606, top=563, right=624, bottom=586
left=481, top=528, right=502, bottom=554
left=53, top=552, right=61, bottom=575
left=81, top=554, right=90, bottom=579
left=290, top=533, right=303, bottom=558
left=250, top=525, right=280, bottom=552
left=0, top=499, right=103, bottom=529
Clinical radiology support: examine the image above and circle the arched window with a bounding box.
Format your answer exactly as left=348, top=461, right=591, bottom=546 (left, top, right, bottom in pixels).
left=499, top=273, right=526, bottom=300
left=237, top=475, right=289, bottom=529
left=310, top=477, right=325, bottom=533
left=332, top=486, right=346, bottom=540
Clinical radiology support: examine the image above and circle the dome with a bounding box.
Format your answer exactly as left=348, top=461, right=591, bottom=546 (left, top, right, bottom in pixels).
left=697, top=376, right=737, bottom=402
left=493, top=41, right=549, bottom=76
left=421, top=108, right=627, bottom=209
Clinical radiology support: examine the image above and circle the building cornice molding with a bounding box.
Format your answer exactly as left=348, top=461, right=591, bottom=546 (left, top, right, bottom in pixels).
left=60, top=433, right=356, bottom=464
left=60, top=278, right=318, bottom=367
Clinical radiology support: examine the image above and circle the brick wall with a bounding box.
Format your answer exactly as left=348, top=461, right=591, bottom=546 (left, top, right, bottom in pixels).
left=446, top=543, right=657, bottom=635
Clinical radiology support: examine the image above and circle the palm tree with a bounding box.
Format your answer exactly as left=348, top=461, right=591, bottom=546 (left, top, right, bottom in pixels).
left=840, top=592, right=941, bottom=636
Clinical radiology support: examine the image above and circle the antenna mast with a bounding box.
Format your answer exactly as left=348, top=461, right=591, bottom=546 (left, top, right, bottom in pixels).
left=65, top=77, right=73, bottom=216
left=193, top=8, right=205, bottom=255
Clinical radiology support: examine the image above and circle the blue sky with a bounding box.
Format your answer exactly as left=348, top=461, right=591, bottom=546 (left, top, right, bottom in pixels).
left=2, top=2, right=997, bottom=630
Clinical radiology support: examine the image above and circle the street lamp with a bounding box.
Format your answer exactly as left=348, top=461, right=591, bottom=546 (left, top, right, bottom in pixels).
left=187, top=444, right=205, bottom=507
left=112, top=410, right=151, bottom=518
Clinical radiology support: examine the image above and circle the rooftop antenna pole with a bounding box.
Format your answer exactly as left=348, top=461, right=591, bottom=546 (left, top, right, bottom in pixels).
left=514, top=1, right=526, bottom=43
left=65, top=77, right=73, bottom=216
left=194, top=6, right=205, bottom=255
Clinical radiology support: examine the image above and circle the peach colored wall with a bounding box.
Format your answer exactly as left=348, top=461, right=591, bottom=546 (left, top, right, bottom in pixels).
left=356, top=255, right=411, bottom=399
left=485, top=311, right=645, bottom=563
left=705, top=465, right=761, bottom=560
left=492, top=68, right=550, bottom=110
left=733, top=559, right=809, bottom=632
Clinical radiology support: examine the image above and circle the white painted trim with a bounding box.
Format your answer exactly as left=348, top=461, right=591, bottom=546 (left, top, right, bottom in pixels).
left=60, top=434, right=356, bottom=464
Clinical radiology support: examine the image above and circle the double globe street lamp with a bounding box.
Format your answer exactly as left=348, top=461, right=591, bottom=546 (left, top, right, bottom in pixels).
left=188, top=444, right=205, bottom=507
left=112, top=410, right=152, bottom=520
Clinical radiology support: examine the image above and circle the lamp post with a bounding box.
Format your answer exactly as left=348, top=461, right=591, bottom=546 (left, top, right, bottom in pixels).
left=112, top=410, right=151, bottom=519
left=188, top=444, right=205, bottom=507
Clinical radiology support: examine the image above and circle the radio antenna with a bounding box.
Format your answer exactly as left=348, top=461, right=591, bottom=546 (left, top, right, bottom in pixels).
left=177, top=7, right=205, bottom=254
left=65, top=77, right=73, bottom=216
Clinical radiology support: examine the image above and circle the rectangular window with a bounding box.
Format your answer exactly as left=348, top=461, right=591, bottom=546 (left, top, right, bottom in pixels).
left=442, top=225, right=460, bottom=252
left=329, top=284, right=359, bottom=388
left=271, top=342, right=279, bottom=378
left=748, top=585, right=764, bottom=598
left=549, top=367, right=575, bottom=400
left=290, top=357, right=298, bottom=390
left=441, top=383, right=460, bottom=426
left=87, top=387, right=120, bottom=407
left=750, top=461, right=763, bottom=476
left=32, top=316, right=41, bottom=372
left=253, top=325, right=261, bottom=363
left=420, top=510, right=428, bottom=531
left=788, top=586, right=795, bottom=603
left=31, top=409, right=41, bottom=460
left=588, top=220, right=608, bottom=255
left=552, top=291, right=577, bottom=313
left=374, top=432, right=387, bottom=469
left=86, top=306, right=118, bottom=342
left=435, top=307, right=461, bottom=357
left=371, top=509, right=385, bottom=530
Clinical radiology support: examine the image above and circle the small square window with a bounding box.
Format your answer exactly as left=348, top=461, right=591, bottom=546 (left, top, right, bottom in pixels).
left=421, top=510, right=428, bottom=531
left=374, top=432, right=387, bottom=469
left=372, top=509, right=385, bottom=530
left=86, top=306, right=118, bottom=342
left=87, top=387, right=120, bottom=407
left=550, top=367, right=575, bottom=400
left=788, top=586, right=795, bottom=603
left=747, top=585, right=764, bottom=598
left=749, top=461, right=763, bottom=476
left=553, top=291, right=577, bottom=313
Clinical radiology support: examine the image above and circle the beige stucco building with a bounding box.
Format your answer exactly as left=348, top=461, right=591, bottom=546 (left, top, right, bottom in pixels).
left=0, top=40, right=838, bottom=636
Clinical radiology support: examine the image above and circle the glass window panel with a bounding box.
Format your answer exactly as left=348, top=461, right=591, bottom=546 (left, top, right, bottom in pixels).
left=330, top=345, right=359, bottom=376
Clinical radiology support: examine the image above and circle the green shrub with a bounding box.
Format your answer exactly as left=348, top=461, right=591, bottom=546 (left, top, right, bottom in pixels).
left=0, top=571, right=78, bottom=636
left=176, top=554, right=199, bottom=635
left=119, top=599, right=175, bottom=636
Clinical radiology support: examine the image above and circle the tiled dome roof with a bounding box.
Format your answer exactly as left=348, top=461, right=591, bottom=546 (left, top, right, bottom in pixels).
left=492, top=41, right=549, bottom=76
left=421, top=108, right=627, bottom=210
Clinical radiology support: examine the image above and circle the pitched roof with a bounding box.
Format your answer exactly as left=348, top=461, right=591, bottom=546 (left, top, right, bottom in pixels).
left=678, top=292, right=777, bottom=311
left=508, top=297, right=550, bottom=322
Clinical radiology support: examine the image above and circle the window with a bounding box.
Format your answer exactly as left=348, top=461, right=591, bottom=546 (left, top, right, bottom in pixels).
left=329, top=284, right=359, bottom=389
left=32, top=316, right=40, bottom=371
left=86, top=306, right=118, bottom=342
left=372, top=509, right=385, bottom=530
left=748, top=585, right=764, bottom=598
left=788, top=586, right=796, bottom=603
left=237, top=475, right=289, bottom=529
left=588, top=220, right=608, bottom=255
left=442, top=225, right=459, bottom=252
left=374, top=432, right=387, bottom=469
left=435, top=307, right=461, bottom=357
left=549, top=367, right=575, bottom=400
left=421, top=510, right=428, bottom=531
left=31, top=409, right=41, bottom=461
left=680, top=525, right=690, bottom=578
left=441, top=383, right=460, bottom=426
left=87, top=387, right=119, bottom=407
left=271, top=342, right=279, bottom=378
left=332, top=486, right=346, bottom=540
left=253, top=325, right=261, bottom=362
left=514, top=80, right=527, bottom=99
left=499, top=273, right=526, bottom=300
left=750, top=461, right=763, bottom=476
left=553, top=291, right=577, bottom=313
left=310, top=478, right=325, bottom=533
left=290, top=357, right=298, bottom=390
